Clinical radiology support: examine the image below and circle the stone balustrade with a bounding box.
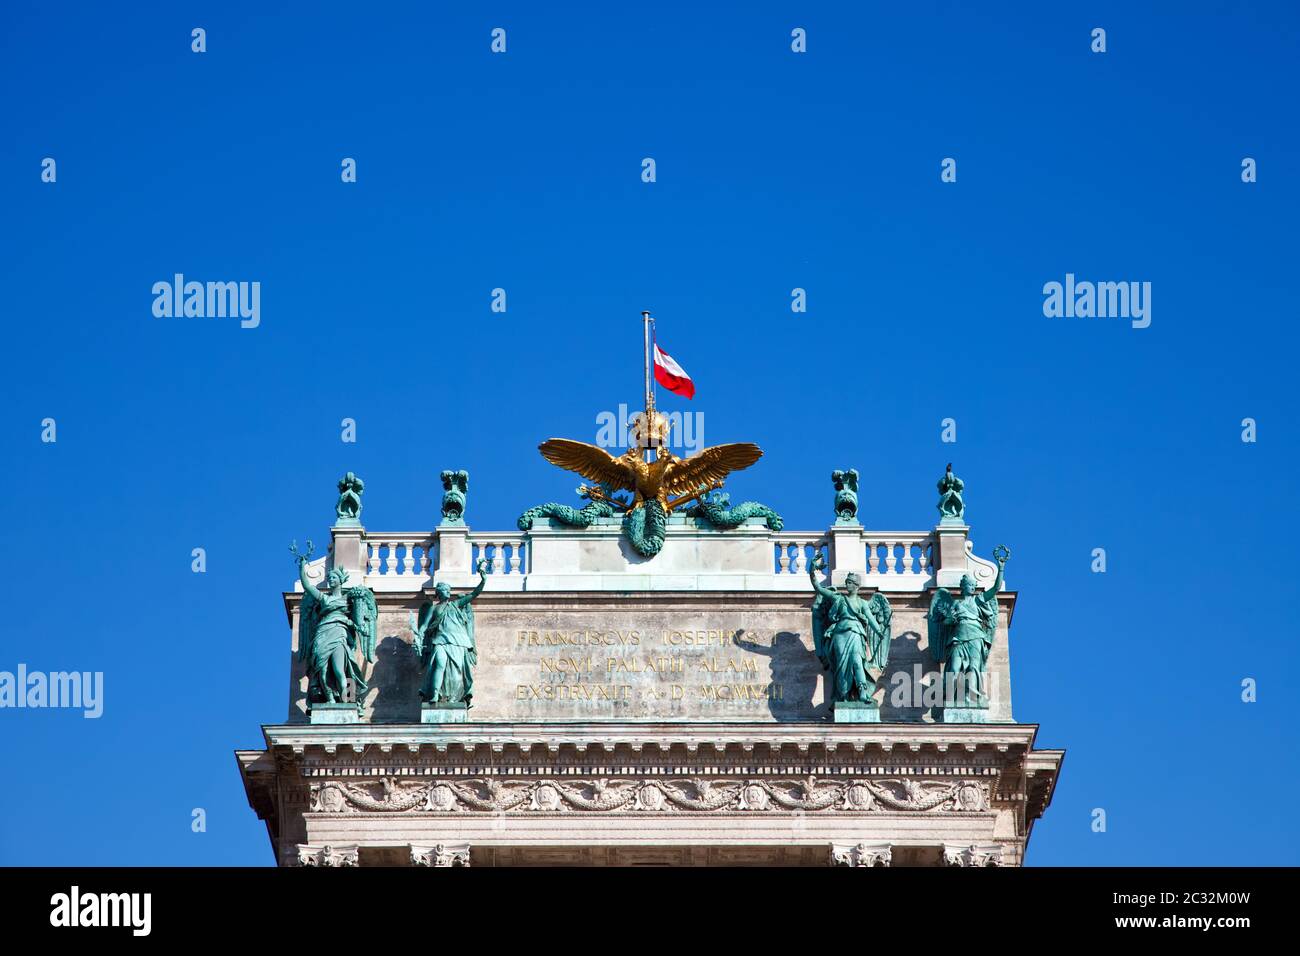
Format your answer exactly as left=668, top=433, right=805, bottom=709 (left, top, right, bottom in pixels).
left=310, top=519, right=998, bottom=594
left=863, top=532, right=933, bottom=580
left=364, top=534, right=436, bottom=580
left=468, top=534, right=528, bottom=577
left=773, top=536, right=826, bottom=575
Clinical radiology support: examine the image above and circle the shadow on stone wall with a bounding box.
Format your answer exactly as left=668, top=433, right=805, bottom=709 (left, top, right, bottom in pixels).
left=369, top=634, right=422, bottom=722
left=878, top=630, right=939, bottom=722
left=733, top=629, right=828, bottom=722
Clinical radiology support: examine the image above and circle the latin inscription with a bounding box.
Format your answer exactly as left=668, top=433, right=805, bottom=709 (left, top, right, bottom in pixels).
left=512, top=628, right=785, bottom=707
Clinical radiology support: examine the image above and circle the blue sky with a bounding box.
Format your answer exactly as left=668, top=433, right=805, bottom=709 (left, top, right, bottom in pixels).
left=2, top=2, right=1297, bottom=865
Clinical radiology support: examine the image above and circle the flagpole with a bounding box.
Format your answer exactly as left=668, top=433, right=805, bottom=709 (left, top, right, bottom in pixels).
left=642, top=310, right=655, bottom=415
left=642, top=310, right=655, bottom=460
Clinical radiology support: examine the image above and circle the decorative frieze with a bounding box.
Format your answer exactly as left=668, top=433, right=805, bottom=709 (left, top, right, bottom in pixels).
left=308, top=775, right=991, bottom=815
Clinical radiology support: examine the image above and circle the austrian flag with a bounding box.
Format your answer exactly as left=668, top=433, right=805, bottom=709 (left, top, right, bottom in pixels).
left=653, top=344, right=696, bottom=399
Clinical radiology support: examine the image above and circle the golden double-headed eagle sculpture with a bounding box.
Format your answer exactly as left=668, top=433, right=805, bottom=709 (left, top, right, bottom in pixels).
left=537, top=430, right=762, bottom=514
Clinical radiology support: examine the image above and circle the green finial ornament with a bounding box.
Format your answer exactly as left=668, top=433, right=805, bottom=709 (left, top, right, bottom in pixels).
left=410, top=559, right=489, bottom=706
left=832, top=469, right=859, bottom=523
left=937, top=463, right=964, bottom=523
left=808, top=553, right=893, bottom=706
left=440, top=470, right=468, bottom=525
left=335, top=472, right=364, bottom=526
left=291, top=539, right=377, bottom=714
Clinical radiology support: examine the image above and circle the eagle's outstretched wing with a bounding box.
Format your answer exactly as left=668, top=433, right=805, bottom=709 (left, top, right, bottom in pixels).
left=538, top=439, right=637, bottom=492
left=662, top=443, right=762, bottom=497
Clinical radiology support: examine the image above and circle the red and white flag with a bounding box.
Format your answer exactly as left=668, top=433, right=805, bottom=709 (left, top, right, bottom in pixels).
left=653, top=343, right=695, bottom=399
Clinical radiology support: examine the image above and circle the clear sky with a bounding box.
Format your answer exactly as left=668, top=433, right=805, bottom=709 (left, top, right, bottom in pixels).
left=2, top=2, right=1296, bottom=866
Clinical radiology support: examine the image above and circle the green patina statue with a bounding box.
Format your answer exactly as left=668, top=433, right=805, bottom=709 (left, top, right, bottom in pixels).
left=680, top=490, right=783, bottom=532
left=832, top=469, right=859, bottom=522
left=927, top=545, right=1009, bottom=707
left=809, top=553, right=893, bottom=705
left=517, top=484, right=782, bottom=559
left=335, top=472, right=364, bottom=524
left=518, top=484, right=618, bottom=531
left=440, top=470, right=468, bottom=524
left=292, top=541, right=377, bottom=712
left=410, top=559, right=489, bottom=707
left=937, top=463, right=964, bottom=521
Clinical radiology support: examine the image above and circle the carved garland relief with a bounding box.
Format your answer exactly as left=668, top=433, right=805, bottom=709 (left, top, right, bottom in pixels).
left=309, top=776, right=991, bottom=814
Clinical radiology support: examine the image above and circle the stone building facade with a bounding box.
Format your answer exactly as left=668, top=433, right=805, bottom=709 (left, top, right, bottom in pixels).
left=237, top=502, right=1063, bottom=866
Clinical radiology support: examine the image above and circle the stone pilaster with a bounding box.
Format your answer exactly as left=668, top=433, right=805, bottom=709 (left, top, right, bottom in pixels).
left=411, top=843, right=471, bottom=867
left=297, top=844, right=359, bottom=867
left=330, top=522, right=366, bottom=579
left=933, top=522, right=970, bottom=588
left=828, top=523, right=866, bottom=587
left=943, top=843, right=1005, bottom=867
left=830, top=842, right=892, bottom=867
left=433, top=523, right=471, bottom=587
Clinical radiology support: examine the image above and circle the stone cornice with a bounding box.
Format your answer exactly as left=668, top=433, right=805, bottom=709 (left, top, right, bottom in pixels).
left=259, top=720, right=1046, bottom=755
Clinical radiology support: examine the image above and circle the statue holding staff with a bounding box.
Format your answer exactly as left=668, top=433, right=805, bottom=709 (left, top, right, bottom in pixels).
left=410, top=559, right=489, bottom=707
left=292, top=540, right=377, bottom=711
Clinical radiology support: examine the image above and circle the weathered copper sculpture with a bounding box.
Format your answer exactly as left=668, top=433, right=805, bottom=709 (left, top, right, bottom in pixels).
left=927, top=545, right=1009, bottom=706
left=809, top=553, right=892, bottom=705
left=411, top=559, right=489, bottom=706
left=937, top=464, right=964, bottom=521
left=292, top=541, right=377, bottom=712
left=524, top=419, right=779, bottom=557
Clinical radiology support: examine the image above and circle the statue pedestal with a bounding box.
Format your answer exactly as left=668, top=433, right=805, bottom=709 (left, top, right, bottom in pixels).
left=330, top=522, right=366, bottom=578
left=933, top=523, right=971, bottom=588
left=832, top=701, right=880, bottom=724
left=310, top=703, right=359, bottom=725
left=940, top=706, right=989, bottom=724
left=421, top=702, right=468, bottom=724
left=828, top=523, right=867, bottom=587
